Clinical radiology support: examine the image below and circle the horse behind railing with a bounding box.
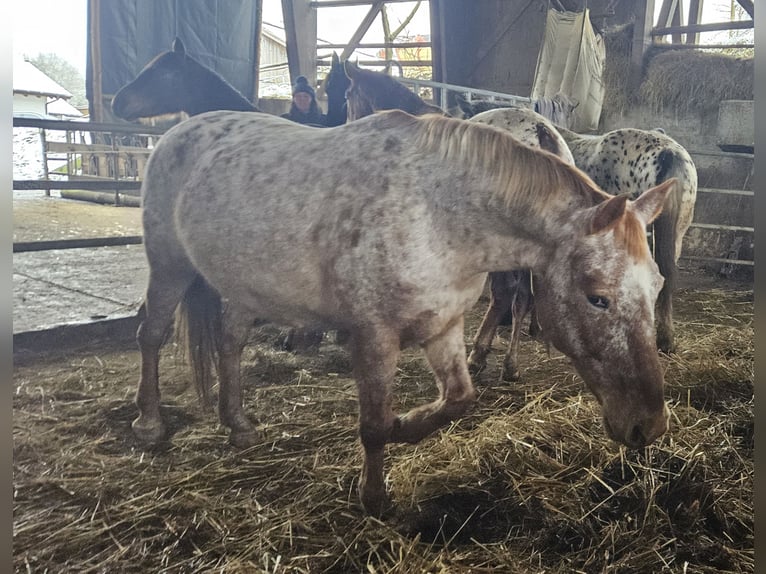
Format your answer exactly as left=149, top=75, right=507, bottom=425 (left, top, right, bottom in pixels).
left=456, top=99, right=697, bottom=355
left=324, top=52, right=350, bottom=127
left=463, top=107, right=575, bottom=381
left=112, top=37, right=259, bottom=121
left=556, top=126, right=697, bottom=353
left=134, top=109, right=673, bottom=515
left=343, top=61, right=445, bottom=121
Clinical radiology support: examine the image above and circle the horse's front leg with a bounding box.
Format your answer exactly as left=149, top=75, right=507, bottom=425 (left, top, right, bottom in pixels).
left=350, top=328, right=400, bottom=516
left=391, top=317, right=476, bottom=444
left=218, top=308, right=258, bottom=448
left=467, top=273, right=513, bottom=375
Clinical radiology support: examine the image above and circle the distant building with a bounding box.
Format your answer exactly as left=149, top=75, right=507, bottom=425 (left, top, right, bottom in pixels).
left=259, top=23, right=290, bottom=98
left=13, top=59, right=83, bottom=119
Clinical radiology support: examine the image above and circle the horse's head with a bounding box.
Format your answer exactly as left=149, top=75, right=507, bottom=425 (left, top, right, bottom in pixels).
left=323, top=52, right=351, bottom=126
left=343, top=61, right=377, bottom=121
left=112, top=38, right=191, bottom=121
left=344, top=61, right=445, bottom=121
left=326, top=52, right=351, bottom=102
left=532, top=179, right=676, bottom=449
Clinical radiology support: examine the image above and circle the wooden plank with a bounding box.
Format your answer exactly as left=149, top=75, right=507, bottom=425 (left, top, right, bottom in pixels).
left=282, top=0, right=318, bottom=86
left=13, top=117, right=167, bottom=135
left=46, top=142, right=152, bottom=154
left=656, top=0, right=678, bottom=29
left=652, top=19, right=753, bottom=36
left=89, top=0, right=104, bottom=122
left=14, top=236, right=143, bottom=253
left=13, top=180, right=142, bottom=191
left=311, top=0, right=415, bottom=6
left=670, top=0, right=684, bottom=44
left=736, top=0, right=754, bottom=19
left=686, top=0, right=703, bottom=44
left=632, top=1, right=656, bottom=67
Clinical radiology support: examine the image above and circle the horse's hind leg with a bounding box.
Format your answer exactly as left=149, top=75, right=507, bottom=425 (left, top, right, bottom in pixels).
left=468, top=272, right=513, bottom=375
left=391, top=317, right=476, bottom=444
left=134, top=268, right=195, bottom=444
left=501, top=275, right=533, bottom=382
left=217, top=307, right=258, bottom=447
left=653, top=214, right=677, bottom=353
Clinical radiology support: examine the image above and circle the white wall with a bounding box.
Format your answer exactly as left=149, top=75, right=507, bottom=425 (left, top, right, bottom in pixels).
left=13, top=93, right=48, bottom=117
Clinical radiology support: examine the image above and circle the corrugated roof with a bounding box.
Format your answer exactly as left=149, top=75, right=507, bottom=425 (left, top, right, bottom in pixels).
left=13, top=59, right=72, bottom=99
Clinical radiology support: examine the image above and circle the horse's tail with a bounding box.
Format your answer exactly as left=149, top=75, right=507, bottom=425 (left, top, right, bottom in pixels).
left=174, top=275, right=222, bottom=406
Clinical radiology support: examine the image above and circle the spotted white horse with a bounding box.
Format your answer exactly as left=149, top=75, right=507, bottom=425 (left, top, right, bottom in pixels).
left=464, top=107, right=576, bottom=381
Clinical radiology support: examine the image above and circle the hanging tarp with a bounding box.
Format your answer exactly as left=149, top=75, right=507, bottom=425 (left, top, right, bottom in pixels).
left=531, top=9, right=605, bottom=132
left=87, top=0, right=260, bottom=111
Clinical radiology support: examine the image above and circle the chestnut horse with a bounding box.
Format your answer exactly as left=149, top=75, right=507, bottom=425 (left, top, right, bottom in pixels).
left=135, top=109, right=673, bottom=515
left=457, top=101, right=697, bottom=354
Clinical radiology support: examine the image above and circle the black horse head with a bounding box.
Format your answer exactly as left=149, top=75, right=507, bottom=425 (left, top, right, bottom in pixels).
left=324, top=52, right=351, bottom=126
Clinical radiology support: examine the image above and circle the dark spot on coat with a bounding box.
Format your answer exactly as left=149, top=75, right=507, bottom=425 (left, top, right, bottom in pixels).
left=383, top=136, right=401, bottom=153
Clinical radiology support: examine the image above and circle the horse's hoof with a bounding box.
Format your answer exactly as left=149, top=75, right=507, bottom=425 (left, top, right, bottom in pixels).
left=132, top=417, right=166, bottom=445
left=657, top=337, right=676, bottom=354
left=500, top=368, right=520, bottom=382
left=360, top=489, right=394, bottom=518
left=229, top=429, right=259, bottom=448
left=466, top=355, right=486, bottom=376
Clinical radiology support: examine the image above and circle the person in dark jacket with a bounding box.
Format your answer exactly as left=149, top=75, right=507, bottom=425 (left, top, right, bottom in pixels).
left=281, top=76, right=326, bottom=126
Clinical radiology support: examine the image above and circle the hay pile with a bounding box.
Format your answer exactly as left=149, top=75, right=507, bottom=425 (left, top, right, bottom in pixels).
left=600, top=24, right=754, bottom=118
left=639, top=49, right=754, bottom=115
left=13, top=275, right=752, bottom=572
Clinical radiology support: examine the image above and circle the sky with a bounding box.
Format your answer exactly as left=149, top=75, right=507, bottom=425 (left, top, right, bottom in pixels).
left=11, top=0, right=749, bottom=77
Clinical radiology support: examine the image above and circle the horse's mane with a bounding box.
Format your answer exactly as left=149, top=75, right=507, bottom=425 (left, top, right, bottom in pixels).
left=402, top=112, right=610, bottom=217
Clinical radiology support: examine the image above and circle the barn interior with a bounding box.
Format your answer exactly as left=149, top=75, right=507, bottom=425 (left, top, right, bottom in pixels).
left=13, top=1, right=753, bottom=572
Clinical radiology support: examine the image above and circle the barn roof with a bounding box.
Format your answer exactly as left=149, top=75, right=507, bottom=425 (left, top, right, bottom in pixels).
left=13, top=59, right=72, bottom=99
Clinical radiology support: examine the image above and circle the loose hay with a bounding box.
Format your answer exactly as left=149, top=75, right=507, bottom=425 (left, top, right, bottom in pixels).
left=13, top=272, right=752, bottom=573
left=639, top=49, right=754, bottom=115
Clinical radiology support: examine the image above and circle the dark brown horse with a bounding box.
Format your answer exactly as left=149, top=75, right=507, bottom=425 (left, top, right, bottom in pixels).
left=112, top=38, right=259, bottom=121
left=343, top=61, right=445, bottom=121
left=323, top=52, right=350, bottom=127
left=135, top=109, right=673, bottom=515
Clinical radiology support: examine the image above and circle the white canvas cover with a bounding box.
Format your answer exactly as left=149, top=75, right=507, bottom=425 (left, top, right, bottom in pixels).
left=532, top=9, right=606, bottom=132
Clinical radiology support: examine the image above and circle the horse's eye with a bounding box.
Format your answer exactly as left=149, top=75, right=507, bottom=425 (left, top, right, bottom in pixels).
left=587, top=295, right=609, bottom=309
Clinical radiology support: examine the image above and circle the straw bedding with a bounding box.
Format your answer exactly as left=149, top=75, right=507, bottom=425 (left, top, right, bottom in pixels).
left=13, top=271, right=752, bottom=573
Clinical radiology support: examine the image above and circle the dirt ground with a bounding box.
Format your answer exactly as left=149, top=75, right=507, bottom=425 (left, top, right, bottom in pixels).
left=13, top=192, right=146, bottom=333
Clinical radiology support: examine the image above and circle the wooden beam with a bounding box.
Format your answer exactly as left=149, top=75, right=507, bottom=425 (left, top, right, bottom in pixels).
left=686, top=0, right=703, bottom=44
left=670, top=0, right=684, bottom=44
left=736, top=0, right=754, bottom=19
left=656, top=0, right=678, bottom=29
left=252, top=0, right=263, bottom=102
left=336, top=1, right=386, bottom=63
left=652, top=19, right=754, bottom=36
left=632, top=0, right=655, bottom=66
left=316, top=1, right=385, bottom=96
left=88, top=0, right=104, bottom=123
left=282, top=0, right=318, bottom=87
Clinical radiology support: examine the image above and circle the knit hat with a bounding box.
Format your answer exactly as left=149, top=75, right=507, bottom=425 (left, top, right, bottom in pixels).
left=292, top=76, right=316, bottom=98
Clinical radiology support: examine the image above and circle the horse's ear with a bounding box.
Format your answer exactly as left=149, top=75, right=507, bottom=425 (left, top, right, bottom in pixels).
left=631, top=178, right=675, bottom=226
left=588, top=193, right=629, bottom=235
left=332, top=51, right=340, bottom=67
left=535, top=123, right=562, bottom=156
left=172, top=37, right=186, bottom=55
left=344, top=60, right=360, bottom=78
